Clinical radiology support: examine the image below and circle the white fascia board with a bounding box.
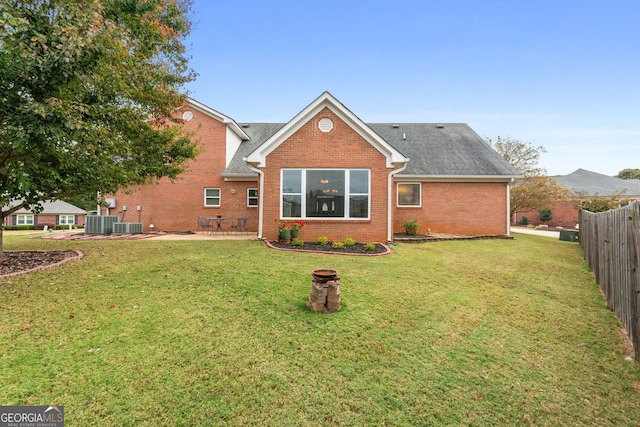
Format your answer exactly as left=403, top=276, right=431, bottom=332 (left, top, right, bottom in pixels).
left=393, top=174, right=522, bottom=182
left=186, top=98, right=250, bottom=141
left=245, top=92, right=408, bottom=168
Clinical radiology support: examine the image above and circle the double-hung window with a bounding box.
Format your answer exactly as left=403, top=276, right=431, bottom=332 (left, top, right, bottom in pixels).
left=247, top=188, right=259, bottom=207
left=204, top=188, right=221, bottom=207
left=281, top=169, right=370, bottom=219
left=58, top=215, right=75, bottom=225
left=16, top=214, right=34, bottom=225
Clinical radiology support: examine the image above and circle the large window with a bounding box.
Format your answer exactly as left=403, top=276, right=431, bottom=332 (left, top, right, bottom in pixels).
left=281, top=169, right=370, bottom=219
left=204, top=188, right=221, bottom=206
left=397, top=183, right=421, bottom=207
left=16, top=214, right=34, bottom=225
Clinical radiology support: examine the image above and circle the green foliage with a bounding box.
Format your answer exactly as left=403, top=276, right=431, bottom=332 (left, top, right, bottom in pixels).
left=291, top=238, right=304, bottom=247
left=0, top=0, right=199, bottom=250
left=402, top=219, right=419, bottom=235
left=538, top=209, right=552, bottom=223
left=3, top=225, right=34, bottom=231
left=315, top=236, right=329, bottom=245
left=615, top=168, right=640, bottom=179
left=487, top=136, right=571, bottom=214
left=331, top=241, right=345, bottom=249
left=344, top=237, right=356, bottom=246
left=519, top=215, right=529, bottom=225
left=578, top=194, right=622, bottom=213
left=362, top=242, right=376, bottom=251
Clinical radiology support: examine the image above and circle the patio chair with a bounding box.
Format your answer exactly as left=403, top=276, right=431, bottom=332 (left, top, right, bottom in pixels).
left=231, top=217, right=248, bottom=234
left=197, top=216, right=213, bottom=234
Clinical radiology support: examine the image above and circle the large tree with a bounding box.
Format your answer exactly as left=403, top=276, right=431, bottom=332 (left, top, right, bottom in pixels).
left=616, top=169, right=640, bottom=180
left=0, top=0, right=199, bottom=255
left=486, top=136, right=571, bottom=218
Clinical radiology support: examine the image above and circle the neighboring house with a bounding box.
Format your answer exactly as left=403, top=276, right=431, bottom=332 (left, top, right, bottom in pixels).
left=518, top=169, right=640, bottom=227
left=3, top=200, right=87, bottom=228
left=104, top=92, right=521, bottom=242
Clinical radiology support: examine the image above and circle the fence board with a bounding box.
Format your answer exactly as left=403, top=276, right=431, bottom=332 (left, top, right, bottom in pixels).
left=580, top=201, right=640, bottom=361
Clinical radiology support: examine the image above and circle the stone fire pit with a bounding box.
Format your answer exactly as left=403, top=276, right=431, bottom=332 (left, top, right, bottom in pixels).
left=307, top=268, right=341, bottom=313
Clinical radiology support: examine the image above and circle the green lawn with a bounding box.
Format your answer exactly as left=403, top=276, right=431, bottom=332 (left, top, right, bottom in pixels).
left=1, top=233, right=639, bottom=426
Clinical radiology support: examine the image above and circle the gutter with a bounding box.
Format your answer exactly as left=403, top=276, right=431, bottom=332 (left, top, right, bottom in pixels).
left=244, top=160, right=264, bottom=239
left=387, top=162, right=409, bottom=243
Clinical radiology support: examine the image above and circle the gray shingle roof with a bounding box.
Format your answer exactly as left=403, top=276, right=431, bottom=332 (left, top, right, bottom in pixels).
left=7, top=200, right=87, bottom=214
left=225, top=122, right=520, bottom=178
left=554, top=169, right=640, bottom=196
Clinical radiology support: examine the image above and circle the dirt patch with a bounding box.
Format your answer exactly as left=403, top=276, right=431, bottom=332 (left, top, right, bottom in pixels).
left=0, top=250, right=83, bottom=279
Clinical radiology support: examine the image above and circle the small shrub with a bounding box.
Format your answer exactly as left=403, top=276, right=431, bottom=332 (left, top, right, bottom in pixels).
left=344, top=237, right=356, bottom=246
left=519, top=215, right=529, bottom=225
left=291, top=238, right=304, bottom=247
left=331, top=241, right=345, bottom=249
left=363, top=242, right=376, bottom=251
left=402, top=219, right=419, bottom=235
left=538, top=209, right=552, bottom=224
left=316, top=236, right=329, bottom=245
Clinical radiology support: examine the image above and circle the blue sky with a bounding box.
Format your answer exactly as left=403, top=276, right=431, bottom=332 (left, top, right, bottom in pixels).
left=183, top=0, right=639, bottom=177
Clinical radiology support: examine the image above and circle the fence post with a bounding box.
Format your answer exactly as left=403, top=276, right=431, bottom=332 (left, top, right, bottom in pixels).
left=628, top=206, right=640, bottom=361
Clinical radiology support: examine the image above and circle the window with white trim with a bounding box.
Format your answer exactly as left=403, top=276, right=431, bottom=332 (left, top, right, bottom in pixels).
left=204, top=188, right=221, bottom=206
left=281, top=169, right=370, bottom=219
left=59, top=215, right=75, bottom=225
left=17, top=214, right=34, bottom=225
left=397, top=183, right=421, bottom=206
left=247, top=188, right=258, bottom=207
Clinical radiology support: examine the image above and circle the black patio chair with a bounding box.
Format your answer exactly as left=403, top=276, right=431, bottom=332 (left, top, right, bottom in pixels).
left=197, top=216, right=213, bottom=234
left=231, top=217, right=248, bottom=234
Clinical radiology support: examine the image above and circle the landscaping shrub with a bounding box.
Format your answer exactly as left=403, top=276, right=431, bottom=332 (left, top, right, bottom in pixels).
left=291, top=238, right=304, bottom=247
left=538, top=209, right=553, bottom=224
left=344, top=237, right=356, bottom=246
left=519, top=215, right=529, bottom=225
left=402, top=219, right=419, bottom=235
left=363, top=242, right=376, bottom=251
left=3, top=225, right=35, bottom=231
left=315, top=236, right=329, bottom=245
left=331, top=241, right=345, bottom=249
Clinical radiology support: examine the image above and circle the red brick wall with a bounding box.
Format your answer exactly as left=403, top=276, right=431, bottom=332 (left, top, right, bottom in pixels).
left=106, top=107, right=259, bottom=232
left=261, top=107, right=391, bottom=242
left=393, top=181, right=509, bottom=236
left=517, top=200, right=580, bottom=228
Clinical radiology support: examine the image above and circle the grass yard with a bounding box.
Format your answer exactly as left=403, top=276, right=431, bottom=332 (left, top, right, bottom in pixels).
left=1, top=233, right=639, bottom=426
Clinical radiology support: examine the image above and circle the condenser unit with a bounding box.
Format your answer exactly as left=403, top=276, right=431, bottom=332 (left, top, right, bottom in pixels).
left=113, top=222, right=143, bottom=234
left=85, top=215, right=120, bottom=235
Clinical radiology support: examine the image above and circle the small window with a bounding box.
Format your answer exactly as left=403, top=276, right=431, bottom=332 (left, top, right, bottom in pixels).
left=59, top=215, right=75, bottom=225
left=204, top=188, right=221, bottom=207
left=397, top=183, right=421, bottom=207
left=247, top=188, right=258, bottom=207
left=17, top=214, right=34, bottom=225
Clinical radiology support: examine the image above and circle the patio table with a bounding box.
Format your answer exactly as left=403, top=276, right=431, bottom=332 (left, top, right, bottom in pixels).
left=208, top=217, right=232, bottom=234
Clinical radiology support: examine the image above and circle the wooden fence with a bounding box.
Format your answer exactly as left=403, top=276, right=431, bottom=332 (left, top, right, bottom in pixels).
left=580, top=201, right=640, bottom=360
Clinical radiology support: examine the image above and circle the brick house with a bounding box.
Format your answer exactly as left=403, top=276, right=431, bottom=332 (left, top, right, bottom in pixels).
left=4, top=200, right=87, bottom=228
left=105, top=92, right=520, bottom=242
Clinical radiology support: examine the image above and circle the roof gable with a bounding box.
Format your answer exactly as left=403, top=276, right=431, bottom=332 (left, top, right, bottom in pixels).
left=186, top=98, right=250, bottom=141
left=554, top=169, right=640, bottom=196
left=245, top=92, right=408, bottom=168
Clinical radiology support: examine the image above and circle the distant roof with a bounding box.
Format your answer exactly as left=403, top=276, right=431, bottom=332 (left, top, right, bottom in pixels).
left=225, top=122, right=521, bottom=179
left=7, top=200, right=88, bottom=215
left=554, top=169, right=640, bottom=196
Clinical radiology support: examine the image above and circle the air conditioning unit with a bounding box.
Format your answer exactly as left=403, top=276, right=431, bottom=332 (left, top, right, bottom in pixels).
left=85, top=215, right=120, bottom=235
left=113, top=222, right=143, bottom=234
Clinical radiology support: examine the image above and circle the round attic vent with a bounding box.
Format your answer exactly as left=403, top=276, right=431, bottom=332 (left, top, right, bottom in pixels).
left=182, top=110, right=194, bottom=122
left=318, top=118, right=333, bottom=132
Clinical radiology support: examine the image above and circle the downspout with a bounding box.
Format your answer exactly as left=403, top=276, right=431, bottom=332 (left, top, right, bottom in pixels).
left=506, top=179, right=512, bottom=236
left=387, top=162, right=409, bottom=243
left=245, top=161, right=264, bottom=239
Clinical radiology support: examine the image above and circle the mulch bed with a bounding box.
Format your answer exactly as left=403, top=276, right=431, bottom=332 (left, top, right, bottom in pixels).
left=265, top=240, right=391, bottom=255
left=0, top=250, right=83, bottom=278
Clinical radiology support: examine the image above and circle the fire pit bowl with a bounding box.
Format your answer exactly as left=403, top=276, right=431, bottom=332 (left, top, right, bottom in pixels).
left=312, top=268, right=338, bottom=282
